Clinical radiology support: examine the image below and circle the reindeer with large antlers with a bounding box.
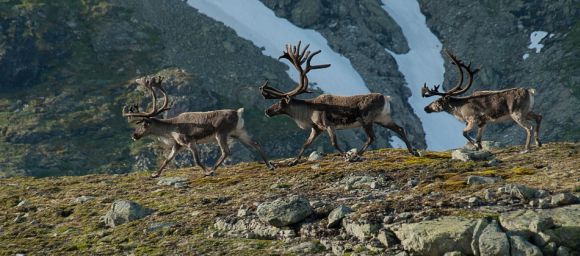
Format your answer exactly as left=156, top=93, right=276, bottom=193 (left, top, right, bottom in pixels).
left=261, top=41, right=418, bottom=165
left=123, top=76, right=274, bottom=178
left=422, top=50, right=542, bottom=152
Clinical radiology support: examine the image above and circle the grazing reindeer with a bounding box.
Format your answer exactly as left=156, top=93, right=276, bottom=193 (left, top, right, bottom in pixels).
left=261, top=41, right=418, bottom=166
left=123, top=76, right=274, bottom=178
left=422, top=49, right=542, bottom=152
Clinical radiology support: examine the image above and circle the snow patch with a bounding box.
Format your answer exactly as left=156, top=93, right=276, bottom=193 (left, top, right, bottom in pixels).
left=522, top=53, right=530, bottom=60
left=528, top=31, right=548, bottom=53
left=381, top=0, right=465, bottom=150
left=187, top=0, right=369, bottom=96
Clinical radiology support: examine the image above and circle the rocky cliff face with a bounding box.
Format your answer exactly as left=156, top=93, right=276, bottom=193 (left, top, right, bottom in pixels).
left=418, top=0, right=580, bottom=144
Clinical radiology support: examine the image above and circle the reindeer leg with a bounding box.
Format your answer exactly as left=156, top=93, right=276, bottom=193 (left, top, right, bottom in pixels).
left=153, top=144, right=180, bottom=178
left=187, top=142, right=209, bottom=175
left=527, top=112, right=542, bottom=147
left=212, top=134, right=231, bottom=175
left=233, top=131, right=274, bottom=170
left=463, top=121, right=476, bottom=146
left=359, top=124, right=375, bottom=155
left=379, top=122, right=418, bottom=156
left=291, top=128, right=321, bottom=166
left=512, top=113, right=533, bottom=153
left=476, top=123, right=486, bottom=150
left=326, top=126, right=344, bottom=155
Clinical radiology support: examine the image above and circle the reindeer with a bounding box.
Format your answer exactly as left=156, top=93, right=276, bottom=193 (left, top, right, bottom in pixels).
left=422, top=49, right=542, bottom=152
left=123, top=76, right=274, bottom=178
left=260, top=41, right=418, bottom=166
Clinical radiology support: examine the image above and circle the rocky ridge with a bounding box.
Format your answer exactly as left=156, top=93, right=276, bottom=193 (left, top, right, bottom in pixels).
left=1, top=143, right=578, bottom=255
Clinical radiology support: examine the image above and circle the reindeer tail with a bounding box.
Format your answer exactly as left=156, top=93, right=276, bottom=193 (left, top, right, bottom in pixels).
left=528, top=88, right=536, bottom=95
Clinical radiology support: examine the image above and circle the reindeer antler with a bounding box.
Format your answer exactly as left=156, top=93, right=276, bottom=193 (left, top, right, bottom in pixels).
left=260, top=41, right=331, bottom=100
left=122, top=76, right=171, bottom=118
left=422, top=49, right=480, bottom=97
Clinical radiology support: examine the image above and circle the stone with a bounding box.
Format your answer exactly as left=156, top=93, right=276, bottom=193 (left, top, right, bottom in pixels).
left=467, top=175, right=500, bottom=185
left=500, top=205, right=580, bottom=250
left=483, top=189, right=495, bottom=201
left=392, top=216, right=477, bottom=255
left=486, top=158, right=501, bottom=167
left=407, top=177, right=419, bottom=187
left=288, top=241, right=324, bottom=254
left=157, top=177, right=188, bottom=188
left=73, top=196, right=95, bottom=204
left=556, top=246, right=572, bottom=256
left=478, top=220, right=509, bottom=256
left=528, top=216, right=555, bottom=233
left=214, top=216, right=281, bottom=239
left=310, top=200, right=334, bottom=217
left=538, top=198, right=550, bottom=209
left=308, top=151, right=323, bottom=161
left=471, top=219, right=490, bottom=256
left=535, top=190, right=550, bottom=198
left=509, top=235, right=543, bottom=256
left=345, top=148, right=362, bottom=162
left=383, top=215, right=395, bottom=224
left=102, top=200, right=153, bottom=227
left=550, top=193, right=577, bottom=206
left=377, top=229, right=399, bottom=248
left=256, top=195, right=313, bottom=227
left=327, top=205, right=353, bottom=228
left=144, top=222, right=176, bottom=234
left=397, top=212, right=413, bottom=220
left=452, top=149, right=493, bottom=162
left=543, top=242, right=558, bottom=256
left=443, top=252, right=464, bottom=256
left=468, top=196, right=481, bottom=207
left=481, top=141, right=504, bottom=151
left=342, top=217, right=381, bottom=241
left=237, top=205, right=249, bottom=218
left=508, top=184, right=539, bottom=201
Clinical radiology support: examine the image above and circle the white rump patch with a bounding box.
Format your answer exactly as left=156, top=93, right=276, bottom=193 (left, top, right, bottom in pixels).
left=236, top=108, right=245, bottom=130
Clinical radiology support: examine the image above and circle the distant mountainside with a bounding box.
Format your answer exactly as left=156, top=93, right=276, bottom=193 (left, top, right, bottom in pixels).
left=0, top=0, right=578, bottom=177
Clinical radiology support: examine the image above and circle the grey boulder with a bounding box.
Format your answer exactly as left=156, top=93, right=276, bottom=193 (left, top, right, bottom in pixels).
left=103, top=200, right=153, bottom=227
left=256, top=195, right=313, bottom=227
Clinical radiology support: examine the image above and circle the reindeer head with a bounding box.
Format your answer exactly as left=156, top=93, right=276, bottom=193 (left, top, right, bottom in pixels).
left=122, top=76, right=171, bottom=139
left=422, top=49, right=480, bottom=113
left=260, top=41, right=330, bottom=117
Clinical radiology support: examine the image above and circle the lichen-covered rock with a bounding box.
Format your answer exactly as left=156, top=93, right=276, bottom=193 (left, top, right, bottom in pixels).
left=327, top=205, right=352, bottom=228
left=550, top=193, right=577, bottom=206
left=342, top=217, right=381, bottom=241
left=500, top=205, right=580, bottom=251
left=214, top=215, right=281, bottom=239
left=157, top=177, right=188, bottom=188
left=392, top=216, right=477, bottom=256
left=102, top=200, right=153, bottom=227
left=467, top=175, right=501, bottom=185
left=509, top=235, right=542, bottom=256
left=452, top=149, right=493, bottom=162
left=478, top=220, right=510, bottom=256
left=307, top=151, right=324, bottom=161
left=256, top=195, right=312, bottom=227
left=377, top=229, right=400, bottom=248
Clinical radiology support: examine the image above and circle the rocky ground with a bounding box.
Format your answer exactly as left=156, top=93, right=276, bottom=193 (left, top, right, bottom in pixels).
left=1, top=142, right=579, bottom=255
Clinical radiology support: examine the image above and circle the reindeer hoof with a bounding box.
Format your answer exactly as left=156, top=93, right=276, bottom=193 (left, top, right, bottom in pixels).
left=519, top=149, right=530, bottom=154
left=204, top=171, right=216, bottom=177
left=150, top=173, right=160, bottom=178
